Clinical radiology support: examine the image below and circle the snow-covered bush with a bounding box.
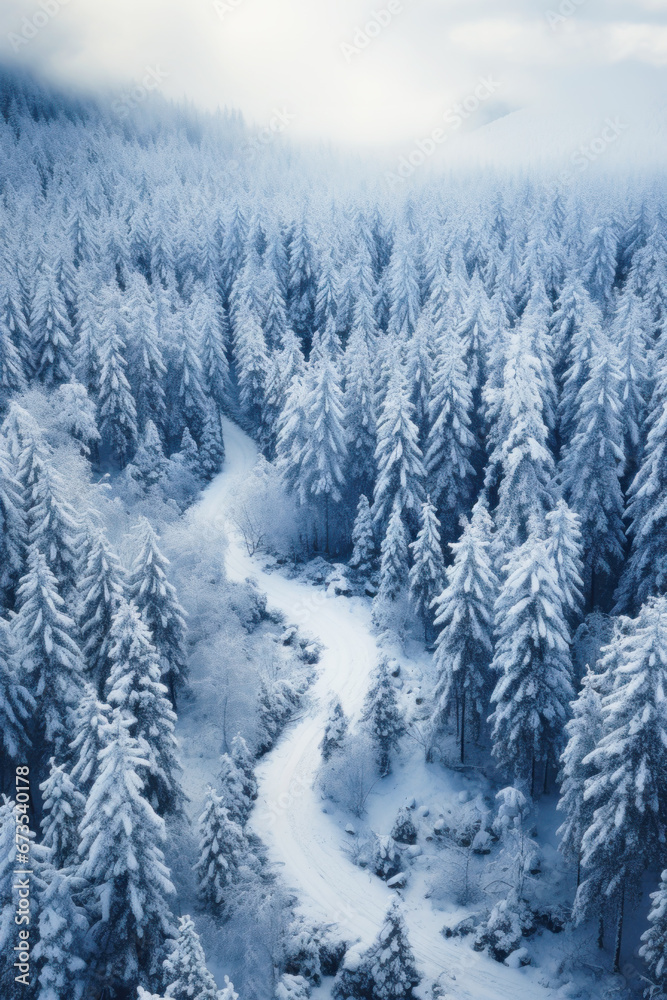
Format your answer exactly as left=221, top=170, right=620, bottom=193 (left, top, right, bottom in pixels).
left=370, top=835, right=403, bottom=881
left=391, top=807, right=418, bottom=845
left=473, top=891, right=534, bottom=963
left=318, top=730, right=378, bottom=815
left=276, top=973, right=310, bottom=1000
left=228, top=456, right=300, bottom=556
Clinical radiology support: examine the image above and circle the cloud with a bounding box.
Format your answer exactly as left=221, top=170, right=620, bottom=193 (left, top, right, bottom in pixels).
left=0, top=0, right=664, bottom=153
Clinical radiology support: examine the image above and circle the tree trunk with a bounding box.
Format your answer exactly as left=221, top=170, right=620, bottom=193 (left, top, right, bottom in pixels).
left=460, top=690, right=466, bottom=765
left=530, top=755, right=535, bottom=798
left=597, top=913, right=604, bottom=950
left=613, top=884, right=624, bottom=973
left=542, top=758, right=549, bottom=796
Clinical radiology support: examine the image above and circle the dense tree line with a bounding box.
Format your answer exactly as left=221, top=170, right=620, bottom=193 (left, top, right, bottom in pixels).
left=2, top=66, right=667, bottom=994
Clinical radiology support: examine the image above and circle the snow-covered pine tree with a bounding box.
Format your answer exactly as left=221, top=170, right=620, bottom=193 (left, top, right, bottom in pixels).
left=320, top=701, right=348, bottom=761
left=14, top=545, right=83, bottom=752
left=31, top=264, right=74, bottom=385
left=640, top=869, right=667, bottom=991
left=431, top=499, right=499, bottom=763
left=195, top=282, right=232, bottom=415
left=560, top=335, right=625, bottom=610
left=106, top=600, right=184, bottom=817
left=298, top=342, right=347, bottom=551
left=616, top=343, right=667, bottom=613
left=0, top=616, right=34, bottom=763
left=491, top=332, right=556, bottom=547
left=405, top=308, right=433, bottom=447
left=132, top=419, right=168, bottom=488
left=576, top=596, right=667, bottom=971
left=39, top=758, right=85, bottom=869
left=344, top=323, right=377, bottom=495
left=163, top=914, right=232, bottom=1000
left=386, top=230, right=421, bottom=340
left=233, top=299, right=269, bottom=435
left=362, top=657, right=405, bottom=775
left=78, top=526, right=125, bottom=696
left=0, top=312, right=25, bottom=409
left=372, top=365, right=425, bottom=534
left=424, top=323, right=476, bottom=543
left=176, top=314, right=209, bottom=443
left=69, top=683, right=111, bottom=794
left=195, top=784, right=248, bottom=913
left=558, top=288, right=604, bottom=446
left=0, top=437, right=26, bottom=601
left=97, top=292, right=138, bottom=465
left=333, top=900, right=420, bottom=1000
left=489, top=528, right=573, bottom=794
left=377, top=500, right=409, bottom=603
left=556, top=668, right=603, bottom=886
left=78, top=714, right=175, bottom=992
left=124, top=272, right=167, bottom=433
left=179, top=427, right=200, bottom=475
left=200, top=403, right=226, bottom=480
left=408, top=497, right=445, bottom=641
left=230, top=734, right=258, bottom=812
left=218, top=752, right=252, bottom=825
left=128, top=518, right=188, bottom=704
left=33, top=867, right=88, bottom=1000
left=613, top=288, right=650, bottom=485
left=546, top=499, right=584, bottom=628
left=349, top=494, right=376, bottom=580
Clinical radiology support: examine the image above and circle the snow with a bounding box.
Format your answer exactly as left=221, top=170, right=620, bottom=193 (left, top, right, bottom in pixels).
left=194, top=417, right=561, bottom=999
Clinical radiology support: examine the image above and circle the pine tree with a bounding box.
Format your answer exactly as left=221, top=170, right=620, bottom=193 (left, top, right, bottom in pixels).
left=176, top=315, right=209, bottom=441
left=163, top=914, right=229, bottom=1000
left=69, top=683, right=112, bottom=794
left=616, top=346, right=667, bottom=613
left=489, top=530, right=573, bottom=794
left=14, top=546, right=83, bottom=750
left=34, top=867, right=88, bottom=1000
left=124, top=272, right=167, bottom=433
left=349, top=494, right=376, bottom=579
left=431, top=500, right=499, bottom=763
left=31, top=265, right=74, bottom=385
left=546, top=500, right=584, bottom=627
left=78, top=526, right=126, bottom=696
left=39, top=758, right=85, bottom=869
left=230, top=734, right=258, bottom=812
left=298, top=346, right=347, bottom=550
left=196, top=283, right=232, bottom=414
left=333, top=900, right=420, bottom=1000
left=613, top=288, right=650, bottom=482
left=408, top=497, right=445, bottom=641
left=386, top=231, right=421, bottom=339
left=377, top=500, right=409, bottom=603
left=560, top=336, right=625, bottom=609
left=195, top=785, right=248, bottom=912
left=557, top=668, right=603, bottom=887
left=0, top=438, right=26, bottom=601
left=320, top=701, right=348, bottom=761
left=78, top=714, right=175, bottom=991
left=344, top=324, right=377, bottom=494
left=128, top=518, right=188, bottom=704
left=0, top=617, right=34, bottom=761
left=25, top=454, right=81, bottom=599
left=233, top=300, right=269, bottom=433
left=362, top=658, right=405, bottom=775
left=372, top=366, right=425, bottom=533
left=491, top=332, right=556, bottom=547
left=133, top=419, right=168, bottom=488
left=97, top=297, right=138, bottom=465
left=200, top=403, right=226, bottom=480
left=558, top=289, right=604, bottom=446
left=576, top=596, right=667, bottom=970
left=405, top=309, right=433, bottom=446
left=640, top=869, right=667, bottom=989
left=218, top=752, right=252, bottom=825
left=0, top=313, right=25, bottom=409
left=105, top=600, right=184, bottom=816
left=424, top=324, right=476, bottom=542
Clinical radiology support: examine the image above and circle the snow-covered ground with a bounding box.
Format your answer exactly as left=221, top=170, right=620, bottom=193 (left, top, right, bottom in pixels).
left=195, top=418, right=563, bottom=999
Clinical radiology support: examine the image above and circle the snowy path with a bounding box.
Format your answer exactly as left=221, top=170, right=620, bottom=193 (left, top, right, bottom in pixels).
left=196, top=418, right=556, bottom=999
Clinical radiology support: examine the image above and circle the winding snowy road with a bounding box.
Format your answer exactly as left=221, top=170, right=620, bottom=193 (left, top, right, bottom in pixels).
left=196, top=418, right=556, bottom=999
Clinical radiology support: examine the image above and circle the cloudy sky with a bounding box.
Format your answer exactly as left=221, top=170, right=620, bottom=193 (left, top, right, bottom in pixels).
left=1, top=0, right=666, bottom=154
